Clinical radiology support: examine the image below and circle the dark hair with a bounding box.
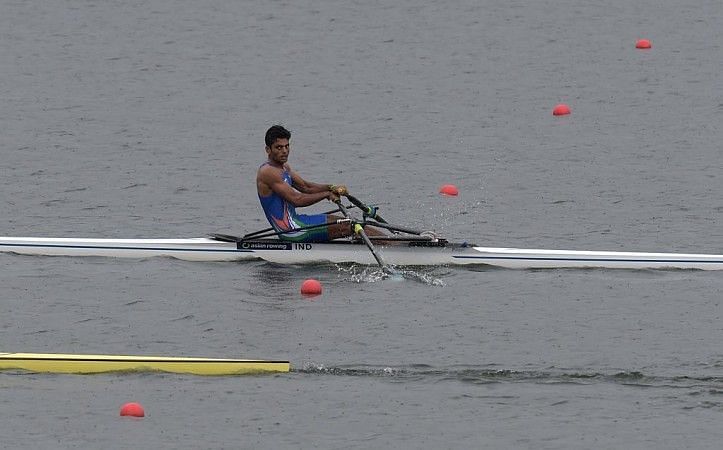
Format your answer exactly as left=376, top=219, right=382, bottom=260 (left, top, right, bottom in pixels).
left=265, top=125, right=291, bottom=147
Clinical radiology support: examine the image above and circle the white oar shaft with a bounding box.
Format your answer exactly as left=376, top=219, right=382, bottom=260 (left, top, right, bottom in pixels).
left=336, top=201, right=388, bottom=269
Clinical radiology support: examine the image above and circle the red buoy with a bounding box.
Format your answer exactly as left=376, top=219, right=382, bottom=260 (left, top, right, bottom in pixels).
left=439, top=184, right=459, bottom=196
left=636, top=39, right=652, bottom=49
left=300, top=279, right=322, bottom=296
left=120, top=402, right=145, bottom=418
left=552, top=104, right=571, bottom=116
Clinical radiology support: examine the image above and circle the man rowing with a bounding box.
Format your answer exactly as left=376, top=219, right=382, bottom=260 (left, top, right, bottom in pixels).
left=256, top=125, right=384, bottom=242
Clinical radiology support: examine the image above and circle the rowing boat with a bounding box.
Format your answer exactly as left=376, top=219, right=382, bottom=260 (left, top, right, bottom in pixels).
left=0, top=352, right=290, bottom=375
left=1, top=235, right=722, bottom=270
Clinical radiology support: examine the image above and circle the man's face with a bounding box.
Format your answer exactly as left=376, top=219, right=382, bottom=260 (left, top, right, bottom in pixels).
left=266, top=138, right=290, bottom=165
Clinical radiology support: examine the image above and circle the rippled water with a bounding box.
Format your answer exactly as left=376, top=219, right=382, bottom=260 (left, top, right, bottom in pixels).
left=2, top=0, right=723, bottom=448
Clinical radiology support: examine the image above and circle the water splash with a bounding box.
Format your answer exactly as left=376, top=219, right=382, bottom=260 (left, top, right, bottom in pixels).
left=395, top=268, right=446, bottom=286
left=335, top=264, right=445, bottom=286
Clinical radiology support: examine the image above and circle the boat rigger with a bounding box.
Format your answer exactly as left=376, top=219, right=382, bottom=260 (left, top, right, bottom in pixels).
left=0, top=352, right=290, bottom=375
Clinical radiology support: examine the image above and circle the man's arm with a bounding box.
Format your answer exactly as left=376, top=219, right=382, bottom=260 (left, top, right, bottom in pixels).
left=289, top=166, right=348, bottom=196
left=288, top=167, right=331, bottom=194
left=258, top=165, right=336, bottom=207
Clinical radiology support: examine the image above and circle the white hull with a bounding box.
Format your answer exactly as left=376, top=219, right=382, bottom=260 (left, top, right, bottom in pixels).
left=1, top=236, right=723, bottom=270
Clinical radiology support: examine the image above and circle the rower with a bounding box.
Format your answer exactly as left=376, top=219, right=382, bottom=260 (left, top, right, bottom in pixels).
left=256, top=125, right=385, bottom=242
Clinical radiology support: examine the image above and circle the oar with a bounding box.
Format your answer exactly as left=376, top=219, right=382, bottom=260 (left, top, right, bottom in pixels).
left=345, top=194, right=389, bottom=224
left=345, top=194, right=432, bottom=238
left=335, top=200, right=392, bottom=272
left=363, top=219, right=424, bottom=236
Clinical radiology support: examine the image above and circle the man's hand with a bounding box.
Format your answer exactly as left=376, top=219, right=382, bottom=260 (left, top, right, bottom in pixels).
left=327, top=191, right=341, bottom=203
left=329, top=184, right=348, bottom=196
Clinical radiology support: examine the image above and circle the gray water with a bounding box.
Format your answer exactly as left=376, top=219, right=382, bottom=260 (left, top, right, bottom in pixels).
left=2, top=0, right=723, bottom=448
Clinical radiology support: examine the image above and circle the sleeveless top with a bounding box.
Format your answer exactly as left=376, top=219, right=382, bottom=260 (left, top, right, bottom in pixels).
left=258, top=162, right=298, bottom=232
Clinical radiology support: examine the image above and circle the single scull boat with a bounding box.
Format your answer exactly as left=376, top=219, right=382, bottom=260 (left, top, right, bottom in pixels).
left=2, top=196, right=721, bottom=270
left=1, top=235, right=722, bottom=270
left=0, top=352, right=289, bottom=375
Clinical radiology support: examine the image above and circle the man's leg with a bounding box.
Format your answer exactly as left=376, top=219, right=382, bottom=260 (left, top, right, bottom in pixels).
left=326, top=214, right=386, bottom=240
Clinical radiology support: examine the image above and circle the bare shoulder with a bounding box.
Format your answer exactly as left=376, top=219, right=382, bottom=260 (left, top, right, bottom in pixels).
left=257, top=163, right=281, bottom=180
